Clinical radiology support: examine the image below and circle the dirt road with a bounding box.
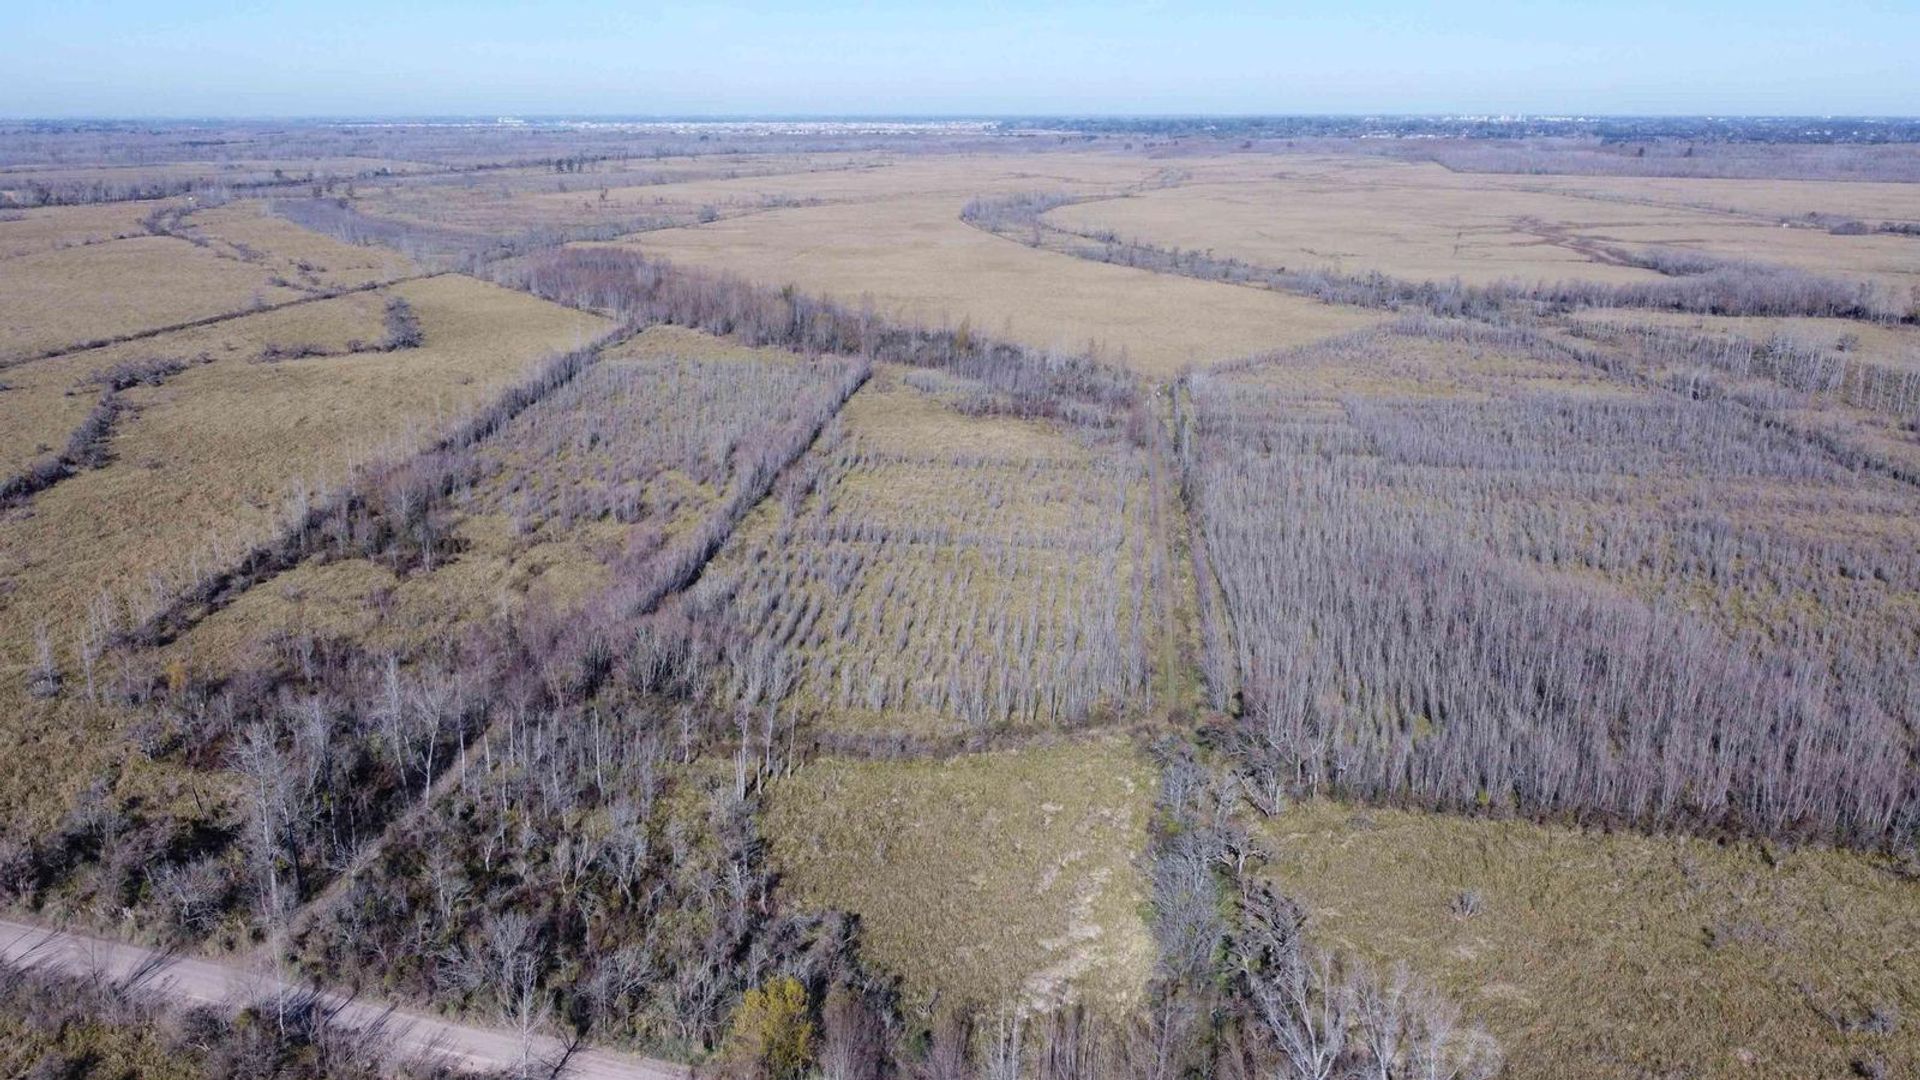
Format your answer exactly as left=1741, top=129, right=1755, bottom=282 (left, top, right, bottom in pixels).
left=0, top=918, right=690, bottom=1080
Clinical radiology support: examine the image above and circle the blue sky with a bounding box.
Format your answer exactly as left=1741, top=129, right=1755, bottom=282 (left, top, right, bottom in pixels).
left=4, top=1, right=1916, bottom=118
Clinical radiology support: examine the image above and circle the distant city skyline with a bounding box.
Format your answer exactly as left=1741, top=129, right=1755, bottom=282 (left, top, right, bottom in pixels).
left=5, top=1, right=1917, bottom=119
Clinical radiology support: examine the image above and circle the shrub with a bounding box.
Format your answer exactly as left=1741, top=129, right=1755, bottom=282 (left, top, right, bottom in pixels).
left=724, top=977, right=815, bottom=1080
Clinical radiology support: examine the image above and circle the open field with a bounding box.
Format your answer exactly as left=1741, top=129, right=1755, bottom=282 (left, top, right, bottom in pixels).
left=623, top=192, right=1382, bottom=376
left=178, top=200, right=418, bottom=288
left=2, top=120, right=1918, bottom=1080
left=1507, top=171, right=1920, bottom=228
left=1044, top=157, right=1920, bottom=303
left=763, top=740, right=1156, bottom=1014
left=1260, top=799, right=1920, bottom=1079
left=0, top=235, right=311, bottom=362
left=1046, top=164, right=1675, bottom=288
left=0, top=200, right=161, bottom=260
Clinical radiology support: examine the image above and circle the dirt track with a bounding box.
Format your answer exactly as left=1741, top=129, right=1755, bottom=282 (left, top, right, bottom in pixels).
left=0, top=918, right=690, bottom=1080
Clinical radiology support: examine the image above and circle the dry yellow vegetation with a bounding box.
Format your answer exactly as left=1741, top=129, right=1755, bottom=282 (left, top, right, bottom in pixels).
left=763, top=739, right=1156, bottom=1015
left=1047, top=168, right=1672, bottom=288
left=0, top=201, right=159, bottom=260
left=182, top=200, right=417, bottom=288
left=0, top=289, right=393, bottom=475
left=0, top=235, right=310, bottom=362
left=1508, top=172, right=1920, bottom=228
left=1044, top=157, right=1920, bottom=299
left=623, top=193, right=1380, bottom=377
left=1260, top=799, right=1920, bottom=1079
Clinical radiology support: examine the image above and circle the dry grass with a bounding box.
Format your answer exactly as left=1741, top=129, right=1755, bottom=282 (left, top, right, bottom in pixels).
left=0, top=201, right=159, bottom=260
left=763, top=738, right=1156, bottom=1015
left=1045, top=158, right=1920, bottom=299
left=0, top=275, right=610, bottom=823
left=1259, top=799, right=1920, bottom=1079
left=0, top=235, right=309, bottom=362
left=1506, top=172, right=1920, bottom=228
left=348, top=153, right=892, bottom=237
left=1046, top=170, right=1673, bottom=288
left=181, top=200, right=417, bottom=288
left=615, top=190, right=1381, bottom=377
left=0, top=290, right=393, bottom=474
left=169, top=513, right=619, bottom=668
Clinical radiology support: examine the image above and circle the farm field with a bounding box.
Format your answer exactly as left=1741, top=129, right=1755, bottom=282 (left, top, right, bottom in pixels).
left=0, top=119, right=1917, bottom=1080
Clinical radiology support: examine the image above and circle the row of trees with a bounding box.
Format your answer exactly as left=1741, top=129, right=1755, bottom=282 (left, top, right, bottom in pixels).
left=495, top=246, right=1140, bottom=429
left=1572, top=317, right=1920, bottom=427
left=1183, top=322, right=1920, bottom=847
left=673, top=395, right=1154, bottom=734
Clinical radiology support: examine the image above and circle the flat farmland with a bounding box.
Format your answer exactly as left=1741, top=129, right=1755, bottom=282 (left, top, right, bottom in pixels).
left=1045, top=158, right=1920, bottom=301
left=0, top=235, right=309, bottom=362
left=0, top=201, right=160, bottom=260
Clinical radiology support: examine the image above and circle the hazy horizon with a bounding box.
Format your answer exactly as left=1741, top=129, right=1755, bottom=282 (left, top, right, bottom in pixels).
left=6, top=0, right=1917, bottom=120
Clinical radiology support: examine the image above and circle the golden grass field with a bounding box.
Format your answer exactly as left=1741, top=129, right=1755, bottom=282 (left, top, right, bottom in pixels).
left=1261, top=799, right=1920, bottom=1079
left=0, top=290, right=395, bottom=475
left=0, top=236, right=311, bottom=362
left=181, top=200, right=418, bottom=288
left=1044, top=157, right=1920, bottom=299
left=622, top=188, right=1381, bottom=377
left=347, top=153, right=890, bottom=237
left=0, top=201, right=160, bottom=260
left=763, top=739, right=1156, bottom=1015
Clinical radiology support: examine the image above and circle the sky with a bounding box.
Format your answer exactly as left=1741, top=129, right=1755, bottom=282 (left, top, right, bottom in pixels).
left=4, top=1, right=1917, bottom=119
